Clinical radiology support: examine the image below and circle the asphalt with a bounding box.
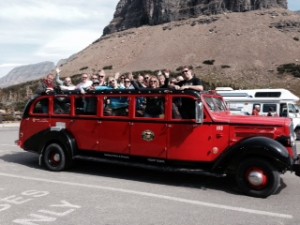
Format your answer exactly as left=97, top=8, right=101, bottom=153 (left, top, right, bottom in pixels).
left=0, top=122, right=20, bottom=128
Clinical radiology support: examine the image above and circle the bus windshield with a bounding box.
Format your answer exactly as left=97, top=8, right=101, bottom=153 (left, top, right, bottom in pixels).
left=204, top=96, right=227, bottom=112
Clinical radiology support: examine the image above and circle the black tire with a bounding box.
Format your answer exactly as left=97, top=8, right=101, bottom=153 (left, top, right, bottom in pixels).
left=235, top=158, right=280, bottom=198
left=295, top=128, right=300, bottom=140
left=43, top=143, right=69, bottom=171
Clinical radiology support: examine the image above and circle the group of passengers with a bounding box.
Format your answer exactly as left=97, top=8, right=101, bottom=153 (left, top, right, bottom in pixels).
left=36, top=66, right=204, bottom=118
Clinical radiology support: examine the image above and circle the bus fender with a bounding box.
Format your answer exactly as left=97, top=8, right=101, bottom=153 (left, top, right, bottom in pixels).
left=24, top=128, right=77, bottom=158
left=212, top=136, right=291, bottom=173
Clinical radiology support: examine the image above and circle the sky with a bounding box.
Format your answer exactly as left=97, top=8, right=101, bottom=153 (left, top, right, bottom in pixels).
left=0, top=0, right=299, bottom=78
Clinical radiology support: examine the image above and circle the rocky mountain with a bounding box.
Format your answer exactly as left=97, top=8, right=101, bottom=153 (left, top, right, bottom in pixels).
left=0, top=62, right=55, bottom=88
left=1, top=0, right=300, bottom=106
left=104, top=0, right=287, bottom=35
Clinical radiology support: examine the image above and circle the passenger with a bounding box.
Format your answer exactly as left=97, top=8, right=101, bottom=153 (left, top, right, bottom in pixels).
left=252, top=105, right=261, bottom=116
left=143, top=74, right=150, bottom=87
left=171, top=67, right=203, bottom=119
left=94, top=76, right=128, bottom=116
left=124, top=76, right=134, bottom=89
left=143, top=76, right=165, bottom=118
left=170, top=77, right=178, bottom=85
left=55, top=68, right=75, bottom=91
left=160, top=69, right=170, bottom=88
left=136, top=74, right=147, bottom=88
left=116, top=72, right=125, bottom=88
left=36, top=73, right=56, bottom=95
left=97, top=70, right=107, bottom=86
left=173, top=66, right=203, bottom=91
left=76, top=73, right=93, bottom=93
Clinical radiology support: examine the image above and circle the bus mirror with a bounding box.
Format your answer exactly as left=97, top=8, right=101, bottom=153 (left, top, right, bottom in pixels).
left=196, top=102, right=204, bottom=124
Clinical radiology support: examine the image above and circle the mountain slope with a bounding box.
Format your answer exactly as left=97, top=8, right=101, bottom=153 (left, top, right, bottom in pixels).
left=58, top=9, right=300, bottom=95
left=0, top=62, right=55, bottom=88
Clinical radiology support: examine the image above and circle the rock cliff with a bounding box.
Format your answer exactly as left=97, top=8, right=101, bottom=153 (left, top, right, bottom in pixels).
left=103, top=0, right=287, bottom=35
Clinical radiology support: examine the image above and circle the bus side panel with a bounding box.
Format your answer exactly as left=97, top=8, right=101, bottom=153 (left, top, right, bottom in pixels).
left=167, top=124, right=213, bottom=162
left=68, top=119, right=99, bottom=152
left=99, top=121, right=130, bottom=154
left=130, top=122, right=167, bottom=159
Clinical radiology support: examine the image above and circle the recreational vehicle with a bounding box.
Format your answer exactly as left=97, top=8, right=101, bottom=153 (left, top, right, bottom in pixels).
left=216, top=88, right=300, bottom=139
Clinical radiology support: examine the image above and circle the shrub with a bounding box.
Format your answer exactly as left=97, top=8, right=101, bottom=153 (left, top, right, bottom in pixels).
left=79, top=66, right=88, bottom=71
left=277, top=63, right=300, bottom=77
left=221, top=65, right=231, bottom=69
left=103, top=65, right=113, bottom=70
left=203, top=60, right=215, bottom=65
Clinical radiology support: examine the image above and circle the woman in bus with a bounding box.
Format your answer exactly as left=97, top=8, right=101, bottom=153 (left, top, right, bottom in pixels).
left=143, top=76, right=165, bottom=118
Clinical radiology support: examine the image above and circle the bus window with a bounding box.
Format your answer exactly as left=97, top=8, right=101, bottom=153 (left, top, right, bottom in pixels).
left=172, top=97, right=182, bottom=119
left=176, top=96, right=195, bottom=119
left=104, top=96, right=129, bottom=117
left=33, top=98, right=49, bottom=114
left=136, top=96, right=165, bottom=118
left=75, top=96, right=98, bottom=115
left=54, top=96, right=71, bottom=114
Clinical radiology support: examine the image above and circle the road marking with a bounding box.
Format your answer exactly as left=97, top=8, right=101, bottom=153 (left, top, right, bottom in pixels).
left=0, top=172, right=293, bottom=219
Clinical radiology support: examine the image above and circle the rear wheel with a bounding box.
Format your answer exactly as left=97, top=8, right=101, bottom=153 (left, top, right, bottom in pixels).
left=235, top=158, right=280, bottom=198
left=43, top=143, right=70, bottom=171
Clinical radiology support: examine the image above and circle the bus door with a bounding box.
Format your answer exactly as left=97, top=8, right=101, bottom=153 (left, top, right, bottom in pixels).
left=166, top=96, right=212, bottom=161
left=98, top=95, right=130, bottom=154
left=167, top=96, right=229, bottom=162
left=68, top=96, right=100, bottom=151
left=130, top=95, right=167, bottom=159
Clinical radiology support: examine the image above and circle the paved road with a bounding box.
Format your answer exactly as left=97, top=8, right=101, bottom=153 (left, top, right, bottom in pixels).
left=0, top=126, right=300, bottom=225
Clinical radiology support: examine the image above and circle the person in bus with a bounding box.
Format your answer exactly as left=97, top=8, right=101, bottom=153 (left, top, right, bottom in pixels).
left=55, top=68, right=76, bottom=91
left=143, top=76, right=165, bottom=118
left=92, top=76, right=128, bottom=116
left=35, top=73, right=56, bottom=113
left=76, top=73, right=93, bottom=93
left=171, top=66, right=203, bottom=119
left=97, top=70, right=107, bottom=86
left=36, top=73, right=56, bottom=95
left=252, top=105, right=261, bottom=116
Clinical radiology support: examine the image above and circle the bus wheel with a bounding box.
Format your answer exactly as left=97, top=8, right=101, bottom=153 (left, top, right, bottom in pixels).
left=43, top=143, right=68, bottom=171
left=235, top=158, right=280, bottom=198
left=295, top=127, right=300, bottom=140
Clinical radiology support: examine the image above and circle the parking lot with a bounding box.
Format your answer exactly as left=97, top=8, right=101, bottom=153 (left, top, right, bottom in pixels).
left=1, top=125, right=300, bottom=225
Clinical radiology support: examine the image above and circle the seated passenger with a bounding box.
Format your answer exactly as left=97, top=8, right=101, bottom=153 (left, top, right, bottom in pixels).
left=143, top=77, right=165, bottom=118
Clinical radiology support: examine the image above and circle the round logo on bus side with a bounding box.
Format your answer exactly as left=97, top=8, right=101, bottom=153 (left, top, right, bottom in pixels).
left=142, top=130, right=155, bottom=142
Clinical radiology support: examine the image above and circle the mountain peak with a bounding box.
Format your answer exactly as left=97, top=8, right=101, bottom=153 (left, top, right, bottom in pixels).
left=103, top=0, right=287, bottom=35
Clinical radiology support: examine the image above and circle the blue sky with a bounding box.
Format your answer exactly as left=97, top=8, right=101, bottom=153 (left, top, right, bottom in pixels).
left=0, top=0, right=299, bottom=78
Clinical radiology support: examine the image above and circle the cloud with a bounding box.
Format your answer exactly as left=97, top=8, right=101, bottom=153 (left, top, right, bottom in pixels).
left=0, top=0, right=119, bottom=77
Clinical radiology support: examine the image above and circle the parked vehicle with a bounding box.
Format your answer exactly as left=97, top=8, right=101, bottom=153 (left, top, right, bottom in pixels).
left=16, top=89, right=300, bottom=197
left=216, top=88, right=300, bottom=140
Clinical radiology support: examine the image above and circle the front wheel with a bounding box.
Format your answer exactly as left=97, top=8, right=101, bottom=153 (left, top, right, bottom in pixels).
left=235, top=158, right=280, bottom=198
left=43, top=143, right=70, bottom=171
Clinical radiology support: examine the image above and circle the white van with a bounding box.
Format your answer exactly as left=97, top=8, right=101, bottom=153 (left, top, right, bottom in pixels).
left=216, top=88, right=300, bottom=139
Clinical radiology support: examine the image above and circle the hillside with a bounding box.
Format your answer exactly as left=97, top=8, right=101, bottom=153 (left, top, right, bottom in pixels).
left=0, top=62, right=55, bottom=88
left=58, top=8, right=300, bottom=96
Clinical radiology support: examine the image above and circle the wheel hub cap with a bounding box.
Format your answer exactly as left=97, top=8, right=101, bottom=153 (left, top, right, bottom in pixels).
left=53, top=153, right=61, bottom=162
left=246, top=168, right=268, bottom=189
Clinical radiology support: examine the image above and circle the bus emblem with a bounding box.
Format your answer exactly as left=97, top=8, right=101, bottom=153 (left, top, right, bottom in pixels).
left=142, top=130, right=155, bottom=142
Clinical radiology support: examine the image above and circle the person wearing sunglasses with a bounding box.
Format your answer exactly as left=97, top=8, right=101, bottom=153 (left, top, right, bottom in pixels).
left=173, top=66, right=203, bottom=91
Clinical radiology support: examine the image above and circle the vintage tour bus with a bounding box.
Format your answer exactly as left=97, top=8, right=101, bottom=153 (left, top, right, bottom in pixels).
left=16, top=88, right=300, bottom=198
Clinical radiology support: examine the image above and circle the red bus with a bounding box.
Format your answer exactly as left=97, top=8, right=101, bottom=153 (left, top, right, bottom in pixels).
left=16, top=89, right=300, bottom=197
